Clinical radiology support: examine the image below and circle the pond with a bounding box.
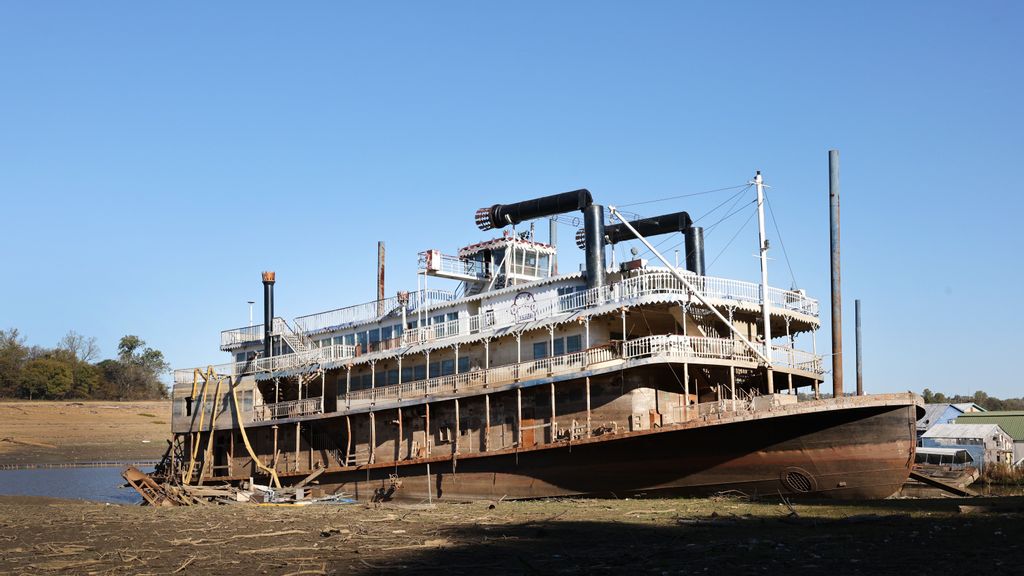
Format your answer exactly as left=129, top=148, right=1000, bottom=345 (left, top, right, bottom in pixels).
left=0, top=467, right=146, bottom=504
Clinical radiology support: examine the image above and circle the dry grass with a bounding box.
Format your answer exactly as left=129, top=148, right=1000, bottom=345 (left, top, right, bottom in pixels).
left=0, top=401, right=170, bottom=465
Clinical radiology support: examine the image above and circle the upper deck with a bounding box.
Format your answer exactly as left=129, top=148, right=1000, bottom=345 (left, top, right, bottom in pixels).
left=181, top=265, right=819, bottom=386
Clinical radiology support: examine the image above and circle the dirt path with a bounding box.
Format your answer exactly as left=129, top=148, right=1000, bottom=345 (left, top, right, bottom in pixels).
left=0, top=401, right=170, bottom=465
left=0, top=495, right=1020, bottom=574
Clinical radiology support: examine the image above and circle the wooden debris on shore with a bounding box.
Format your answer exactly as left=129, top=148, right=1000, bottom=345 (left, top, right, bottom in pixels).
left=121, top=466, right=355, bottom=507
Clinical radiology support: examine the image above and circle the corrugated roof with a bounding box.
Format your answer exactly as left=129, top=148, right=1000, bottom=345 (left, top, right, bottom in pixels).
left=956, top=412, right=1024, bottom=441
left=921, top=422, right=1009, bottom=439
left=917, top=403, right=959, bottom=430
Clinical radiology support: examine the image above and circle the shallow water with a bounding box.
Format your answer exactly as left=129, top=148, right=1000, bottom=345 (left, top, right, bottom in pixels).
left=0, top=467, right=145, bottom=504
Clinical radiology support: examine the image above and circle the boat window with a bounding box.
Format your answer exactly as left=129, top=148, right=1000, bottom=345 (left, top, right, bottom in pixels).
left=538, top=254, right=550, bottom=276
left=441, top=359, right=455, bottom=376
left=429, top=362, right=441, bottom=377
left=567, top=335, right=582, bottom=353
left=533, top=341, right=549, bottom=359
left=553, top=338, right=565, bottom=356
left=414, top=365, right=426, bottom=380
left=387, top=370, right=399, bottom=385
left=458, top=356, right=470, bottom=373
left=401, top=367, right=414, bottom=382
left=235, top=352, right=245, bottom=363
left=524, top=250, right=538, bottom=276
left=381, top=325, right=393, bottom=342
left=368, top=329, right=380, bottom=343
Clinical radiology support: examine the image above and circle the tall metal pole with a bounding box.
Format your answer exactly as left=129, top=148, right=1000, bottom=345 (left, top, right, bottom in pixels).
left=855, top=299, right=863, bottom=396
left=247, top=301, right=254, bottom=327
left=754, top=171, right=774, bottom=394
left=549, top=216, right=558, bottom=275
left=829, top=149, right=844, bottom=398
left=377, top=241, right=386, bottom=316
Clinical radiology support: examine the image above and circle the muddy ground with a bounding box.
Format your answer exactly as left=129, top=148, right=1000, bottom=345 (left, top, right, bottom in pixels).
left=0, top=494, right=1020, bottom=575
left=0, top=401, right=170, bottom=465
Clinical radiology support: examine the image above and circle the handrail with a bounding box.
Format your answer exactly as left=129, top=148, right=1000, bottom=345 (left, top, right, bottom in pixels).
left=294, top=288, right=458, bottom=334
left=420, top=251, right=490, bottom=279
left=340, top=334, right=820, bottom=408
left=221, top=324, right=264, bottom=348
left=252, top=396, right=323, bottom=422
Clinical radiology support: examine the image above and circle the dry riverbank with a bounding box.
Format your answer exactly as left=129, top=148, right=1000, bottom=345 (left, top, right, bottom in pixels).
left=0, top=401, right=170, bottom=466
left=0, top=495, right=1021, bottom=574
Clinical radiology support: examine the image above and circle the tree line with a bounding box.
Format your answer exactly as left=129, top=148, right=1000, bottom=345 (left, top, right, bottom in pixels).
left=921, top=388, right=1024, bottom=411
left=0, top=328, right=170, bottom=400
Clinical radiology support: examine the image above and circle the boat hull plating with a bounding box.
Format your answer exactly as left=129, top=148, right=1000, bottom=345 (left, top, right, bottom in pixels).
left=313, top=401, right=917, bottom=501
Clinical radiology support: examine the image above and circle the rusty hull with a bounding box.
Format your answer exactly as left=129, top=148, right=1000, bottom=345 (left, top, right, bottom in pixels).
left=293, top=396, right=919, bottom=502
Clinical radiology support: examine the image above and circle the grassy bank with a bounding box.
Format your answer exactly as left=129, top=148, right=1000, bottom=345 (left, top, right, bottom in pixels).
left=0, top=400, right=171, bottom=465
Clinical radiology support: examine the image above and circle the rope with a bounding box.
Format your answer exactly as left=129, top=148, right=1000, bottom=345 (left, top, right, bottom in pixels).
left=195, top=374, right=223, bottom=485
left=229, top=375, right=283, bottom=488
left=182, top=368, right=212, bottom=484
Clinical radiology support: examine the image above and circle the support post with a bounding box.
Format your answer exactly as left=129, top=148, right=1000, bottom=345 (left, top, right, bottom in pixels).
left=453, top=398, right=460, bottom=454
left=344, top=416, right=351, bottom=466
left=294, top=422, right=301, bottom=472
left=369, top=412, right=376, bottom=464
left=829, top=149, right=844, bottom=398
left=585, top=377, right=592, bottom=437
left=516, top=388, right=523, bottom=446
left=550, top=382, right=556, bottom=443
left=683, top=363, right=690, bottom=420
left=730, top=366, right=736, bottom=412
left=856, top=299, right=863, bottom=396
left=397, top=408, right=403, bottom=462
left=484, top=393, right=490, bottom=452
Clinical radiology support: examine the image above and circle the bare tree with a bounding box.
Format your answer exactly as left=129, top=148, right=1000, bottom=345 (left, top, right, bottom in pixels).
left=58, top=330, right=100, bottom=363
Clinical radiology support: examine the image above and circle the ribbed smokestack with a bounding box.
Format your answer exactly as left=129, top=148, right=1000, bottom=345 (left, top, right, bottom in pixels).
left=684, top=226, right=705, bottom=275
left=262, top=271, right=275, bottom=358
left=475, top=189, right=592, bottom=231
left=583, top=204, right=606, bottom=289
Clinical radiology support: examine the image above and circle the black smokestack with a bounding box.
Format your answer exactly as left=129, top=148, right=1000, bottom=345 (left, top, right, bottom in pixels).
left=684, top=226, right=705, bottom=275
left=262, top=271, right=275, bottom=358
left=583, top=204, right=606, bottom=289
left=574, top=210, right=705, bottom=275
left=475, top=189, right=592, bottom=231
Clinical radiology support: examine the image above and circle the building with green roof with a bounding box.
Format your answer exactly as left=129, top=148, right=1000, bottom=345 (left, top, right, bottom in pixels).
left=956, top=411, right=1024, bottom=464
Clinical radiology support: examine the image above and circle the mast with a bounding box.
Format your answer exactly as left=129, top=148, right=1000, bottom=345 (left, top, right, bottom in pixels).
left=754, top=171, right=774, bottom=394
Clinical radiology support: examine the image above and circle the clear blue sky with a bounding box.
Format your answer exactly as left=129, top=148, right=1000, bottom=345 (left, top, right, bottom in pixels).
left=2, top=2, right=1021, bottom=398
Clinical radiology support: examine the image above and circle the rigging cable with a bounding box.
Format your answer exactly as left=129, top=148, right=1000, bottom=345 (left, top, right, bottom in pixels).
left=617, top=183, right=750, bottom=208
left=763, top=188, right=798, bottom=289
left=707, top=206, right=759, bottom=270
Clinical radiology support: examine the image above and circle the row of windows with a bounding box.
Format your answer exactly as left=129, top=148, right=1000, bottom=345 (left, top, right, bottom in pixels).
left=347, top=356, right=473, bottom=390
left=533, top=335, right=583, bottom=359
left=316, top=312, right=465, bottom=348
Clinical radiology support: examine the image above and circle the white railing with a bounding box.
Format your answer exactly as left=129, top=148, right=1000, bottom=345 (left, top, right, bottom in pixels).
left=173, top=360, right=253, bottom=385
left=344, top=346, right=617, bottom=405
left=221, top=324, right=264, bottom=348
left=201, top=269, right=819, bottom=379
left=621, top=334, right=759, bottom=363
left=252, top=396, right=323, bottom=422
left=421, top=252, right=490, bottom=279
left=252, top=343, right=356, bottom=373
left=294, top=289, right=457, bottom=334
left=768, top=343, right=823, bottom=373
